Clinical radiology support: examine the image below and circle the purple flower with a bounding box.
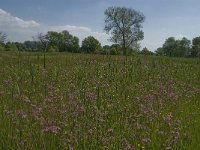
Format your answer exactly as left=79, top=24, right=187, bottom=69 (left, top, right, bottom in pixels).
left=86, top=91, right=97, bottom=103
left=140, top=104, right=148, bottom=114
left=42, top=125, right=61, bottom=134
left=17, top=110, right=27, bottom=119
left=3, top=78, right=13, bottom=86
left=163, top=112, right=173, bottom=125
left=32, top=107, right=43, bottom=119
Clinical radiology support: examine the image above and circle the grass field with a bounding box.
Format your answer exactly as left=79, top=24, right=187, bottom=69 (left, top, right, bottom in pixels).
left=0, top=51, right=200, bottom=150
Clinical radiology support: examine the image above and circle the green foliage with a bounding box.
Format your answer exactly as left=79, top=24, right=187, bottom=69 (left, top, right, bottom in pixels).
left=14, top=42, right=26, bottom=51
left=48, top=45, right=59, bottom=52
left=0, top=32, right=7, bottom=44
left=155, top=47, right=165, bottom=56
left=0, top=44, right=5, bottom=51
left=5, top=42, right=18, bottom=51
left=102, top=45, right=110, bottom=54
left=46, top=30, right=80, bottom=52
left=104, top=7, right=145, bottom=54
left=163, top=37, right=177, bottom=57
left=140, top=47, right=154, bottom=55
left=102, top=44, right=121, bottom=55
left=24, top=41, right=41, bottom=51
left=158, top=37, right=191, bottom=57
left=61, top=30, right=80, bottom=52
left=81, top=36, right=102, bottom=53
left=192, top=36, right=200, bottom=57
left=0, top=52, right=200, bottom=149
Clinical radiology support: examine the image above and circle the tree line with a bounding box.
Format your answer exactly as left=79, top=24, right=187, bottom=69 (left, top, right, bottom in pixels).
left=1, top=30, right=200, bottom=57
left=156, top=37, right=200, bottom=57
left=0, top=6, right=200, bottom=57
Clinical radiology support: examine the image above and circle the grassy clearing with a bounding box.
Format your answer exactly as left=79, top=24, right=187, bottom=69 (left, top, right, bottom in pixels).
left=0, top=51, right=200, bottom=149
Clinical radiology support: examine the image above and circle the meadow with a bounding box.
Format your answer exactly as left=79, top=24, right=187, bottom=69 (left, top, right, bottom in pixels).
left=0, top=51, right=200, bottom=150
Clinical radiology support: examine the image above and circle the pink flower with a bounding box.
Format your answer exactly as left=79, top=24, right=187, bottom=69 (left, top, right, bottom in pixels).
left=17, top=110, right=27, bottom=119
left=86, top=91, right=97, bottom=103
left=42, top=125, right=61, bottom=134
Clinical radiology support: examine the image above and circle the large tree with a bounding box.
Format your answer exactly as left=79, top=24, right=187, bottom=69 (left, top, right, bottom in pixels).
left=104, top=7, right=145, bottom=55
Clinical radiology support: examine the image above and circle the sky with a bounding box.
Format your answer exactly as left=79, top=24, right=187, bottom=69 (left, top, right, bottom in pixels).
left=0, top=0, right=200, bottom=51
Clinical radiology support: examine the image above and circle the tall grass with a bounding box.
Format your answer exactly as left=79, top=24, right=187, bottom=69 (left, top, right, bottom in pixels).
left=0, top=51, right=200, bottom=149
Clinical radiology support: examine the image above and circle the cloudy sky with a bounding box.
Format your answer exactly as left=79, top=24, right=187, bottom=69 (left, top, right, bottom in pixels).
left=0, top=0, right=200, bottom=51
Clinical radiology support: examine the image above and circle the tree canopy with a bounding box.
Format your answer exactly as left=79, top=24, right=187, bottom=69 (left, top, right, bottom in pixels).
left=192, top=37, right=200, bottom=57
left=81, top=36, right=101, bottom=53
left=156, top=37, right=191, bottom=57
left=104, top=7, right=145, bottom=55
left=37, top=30, right=80, bottom=52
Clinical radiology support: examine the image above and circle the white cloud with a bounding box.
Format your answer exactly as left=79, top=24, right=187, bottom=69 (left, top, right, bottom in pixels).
left=0, top=9, right=40, bottom=29
left=0, top=8, right=111, bottom=45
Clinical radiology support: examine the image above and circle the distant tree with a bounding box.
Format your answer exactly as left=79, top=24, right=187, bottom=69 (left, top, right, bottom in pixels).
left=155, top=47, right=165, bottom=56
left=24, top=41, right=41, bottom=51
left=163, top=37, right=176, bottom=57
left=14, top=42, right=26, bottom=51
left=48, top=45, right=59, bottom=52
left=110, top=44, right=121, bottom=55
left=192, top=36, right=200, bottom=57
left=37, top=33, right=48, bottom=68
left=104, top=7, right=145, bottom=55
left=0, top=32, right=7, bottom=44
left=161, top=37, right=191, bottom=57
left=102, top=45, right=111, bottom=54
left=44, top=30, right=79, bottom=52
left=177, top=37, right=191, bottom=57
left=61, top=30, right=79, bottom=52
left=81, top=36, right=101, bottom=53
left=140, top=47, right=154, bottom=55
left=5, top=42, right=18, bottom=51
left=38, top=33, right=49, bottom=53
left=46, top=31, right=62, bottom=51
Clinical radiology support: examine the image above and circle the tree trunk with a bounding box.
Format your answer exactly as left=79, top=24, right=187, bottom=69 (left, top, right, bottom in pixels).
left=122, top=33, right=126, bottom=55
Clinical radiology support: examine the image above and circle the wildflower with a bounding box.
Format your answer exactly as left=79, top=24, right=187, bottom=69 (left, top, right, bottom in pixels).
left=32, top=107, right=43, bottom=120
left=135, top=122, right=142, bottom=129
left=163, top=112, right=173, bottom=125
left=158, top=131, right=164, bottom=136
left=19, top=139, right=27, bottom=147
left=142, top=138, right=151, bottom=143
left=140, top=104, right=148, bottom=114
left=86, top=91, right=97, bottom=103
left=108, top=128, right=114, bottom=135
left=166, top=146, right=172, bottom=150
left=42, top=125, right=61, bottom=134
left=88, top=129, right=93, bottom=135
left=17, top=110, right=27, bottom=119
left=3, top=78, right=13, bottom=86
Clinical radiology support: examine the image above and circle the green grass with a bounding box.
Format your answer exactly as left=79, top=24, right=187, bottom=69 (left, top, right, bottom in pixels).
left=0, top=51, right=200, bottom=149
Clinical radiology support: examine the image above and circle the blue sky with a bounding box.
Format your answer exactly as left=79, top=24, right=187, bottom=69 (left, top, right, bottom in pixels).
left=0, top=0, right=200, bottom=51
